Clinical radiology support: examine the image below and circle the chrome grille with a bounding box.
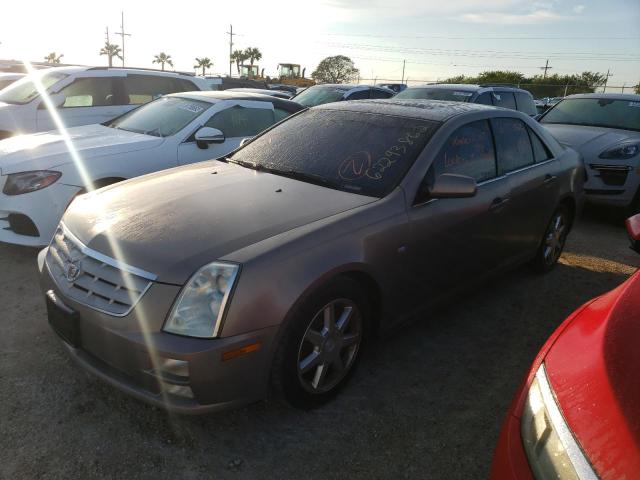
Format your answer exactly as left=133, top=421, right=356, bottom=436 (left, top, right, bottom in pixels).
left=46, top=224, right=156, bottom=316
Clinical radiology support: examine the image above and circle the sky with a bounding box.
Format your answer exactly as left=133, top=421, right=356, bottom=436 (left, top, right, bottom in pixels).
left=0, top=0, right=638, bottom=90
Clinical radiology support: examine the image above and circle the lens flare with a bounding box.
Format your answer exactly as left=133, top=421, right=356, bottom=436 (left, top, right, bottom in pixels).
left=22, top=60, right=177, bottom=412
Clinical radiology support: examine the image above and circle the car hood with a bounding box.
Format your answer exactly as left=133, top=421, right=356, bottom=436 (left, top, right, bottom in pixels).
left=545, top=270, right=640, bottom=479
left=542, top=123, right=638, bottom=159
left=0, top=124, right=163, bottom=175
left=63, top=161, right=377, bottom=285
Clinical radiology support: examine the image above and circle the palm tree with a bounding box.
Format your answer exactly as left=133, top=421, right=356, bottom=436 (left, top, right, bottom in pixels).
left=99, top=43, right=122, bottom=68
left=230, top=49, right=248, bottom=74
left=152, top=52, right=173, bottom=71
left=44, top=52, right=64, bottom=64
left=244, top=47, right=262, bottom=67
left=194, top=57, right=213, bottom=76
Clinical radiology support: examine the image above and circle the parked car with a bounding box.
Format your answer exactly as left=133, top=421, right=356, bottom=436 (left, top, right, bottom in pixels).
left=491, top=213, right=640, bottom=480
left=227, top=88, right=294, bottom=99
left=293, top=84, right=395, bottom=107
left=0, top=66, right=211, bottom=139
left=40, top=100, right=583, bottom=413
left=267, top=84, right=299, bottom=96
left=395, top=84, right=538, bottom=116
left=0, top=72, right=25, bottom=91
left=0, top=91, right=303, bottom=246
left=539, top=93, right=640, bottom=211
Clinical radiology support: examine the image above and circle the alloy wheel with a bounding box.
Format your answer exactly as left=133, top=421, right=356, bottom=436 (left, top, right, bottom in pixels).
left=297, top=299, right=362, bottom=394
left=543, top=211, right=567, bottom=266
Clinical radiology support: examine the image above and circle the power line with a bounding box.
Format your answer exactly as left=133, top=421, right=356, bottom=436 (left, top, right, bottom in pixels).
left=322, top=32, right=640, bottom=41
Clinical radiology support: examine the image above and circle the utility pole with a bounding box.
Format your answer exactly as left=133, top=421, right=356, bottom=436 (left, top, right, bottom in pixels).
left=104, top=26, right=110, bottom=45
left=539, top=59, right=552, bottom=79
left=226, top=24, right=237, bottom=77
left=401, top=59, right=406, bottom=84
left=622, top=83, right=626, bottom=94
left=603, top=69, right=613, bottom=93
left=115, top=11, right=131, bottom=68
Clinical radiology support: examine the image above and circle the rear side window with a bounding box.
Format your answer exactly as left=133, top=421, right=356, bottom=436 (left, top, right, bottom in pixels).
left=492, top=92, right=516, bottom=110
left=59, top=77, right=117, bottom=107
left=174, top=78, right=199, bottom=92
left=528, top=127, right=552, bottom=162
left=475, top=92, right=493, bottom=105
left=430, top=120, right=497, bottom=183
left=346, top=90, right=371, bottom=100
left=123, top=75, right=181, bottom=105
left=514, top=92, right=537, bottom=116
left=206, top=105, right=275, bottom=137
left=370, top=89, right=394, bottom=99
left=493, top=118, right=534, bottom=173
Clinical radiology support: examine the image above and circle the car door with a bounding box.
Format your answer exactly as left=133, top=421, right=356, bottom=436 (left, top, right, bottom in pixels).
left=493, top=116, right=562, bottom=259
left=37, top=75, right=125, bottom=131
left=177, top=100, right=276, bottom=165
left=406, top=119, right=512, bottom=301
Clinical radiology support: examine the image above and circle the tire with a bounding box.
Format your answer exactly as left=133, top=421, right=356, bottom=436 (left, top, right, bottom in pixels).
left=533, top=205, right=570, bottom=273
left=270, top=277, right=370, bottom=409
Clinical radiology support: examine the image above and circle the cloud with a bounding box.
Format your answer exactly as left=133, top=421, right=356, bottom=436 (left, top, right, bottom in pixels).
left=573, top=4, right=586, bottom=13
left=460, top=8, right=565, bottom=24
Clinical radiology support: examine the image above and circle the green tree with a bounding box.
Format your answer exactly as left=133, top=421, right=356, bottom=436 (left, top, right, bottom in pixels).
left=635, top=83, right=640, bottom=95
left=152, top=52, right=173, bottom=71
left=244, top=47, right=262, bottom=67
left=476, top=70, right=525, bottom=85
left=44, top=52, right=63, bottom=64
left=311, top=55, right=360, bottom=84
left=99, top=43, right=122, bottom=68
left=194, top=57, right=213, bottom=76
left=230, top=49, right=248, bottom=74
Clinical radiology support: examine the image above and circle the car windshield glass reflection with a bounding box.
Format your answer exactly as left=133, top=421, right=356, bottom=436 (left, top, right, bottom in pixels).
left=541, top=98, right=640, bottom=132
left=395, top=88, right=474, bottom=102
left=0, top=71, right=68, bottom=105
left=230, top=109, right=439, bottom=197
left=294, top=87, right=347, bottom=107
left=108, top=96, right=212, bottom=137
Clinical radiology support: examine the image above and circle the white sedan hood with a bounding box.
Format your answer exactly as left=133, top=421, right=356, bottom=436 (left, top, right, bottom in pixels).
left=0, top=124, right=164, bottom=175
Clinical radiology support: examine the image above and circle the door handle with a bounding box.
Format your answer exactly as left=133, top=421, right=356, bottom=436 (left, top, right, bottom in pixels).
left=543, top=174, right=557, bottom=184
left=489, top=197, right=510, bottom=211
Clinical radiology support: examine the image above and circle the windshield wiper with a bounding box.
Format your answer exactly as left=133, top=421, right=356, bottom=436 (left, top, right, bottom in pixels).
left=265, top=167, right=339, bottom=190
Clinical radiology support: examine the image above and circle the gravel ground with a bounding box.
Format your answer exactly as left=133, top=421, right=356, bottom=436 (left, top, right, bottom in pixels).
left=1, top=206, right=638, bottom=480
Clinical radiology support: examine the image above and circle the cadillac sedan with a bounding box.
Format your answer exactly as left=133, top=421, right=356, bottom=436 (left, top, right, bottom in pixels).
left=39, top=100, right=584, bottom=413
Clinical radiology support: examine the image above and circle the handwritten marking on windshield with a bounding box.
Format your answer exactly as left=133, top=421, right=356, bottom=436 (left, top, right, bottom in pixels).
left=339, top=151, right=372, bottom=180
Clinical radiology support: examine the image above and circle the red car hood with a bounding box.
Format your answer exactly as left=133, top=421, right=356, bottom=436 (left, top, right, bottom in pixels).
left=545, top=269, right=640, bottom=479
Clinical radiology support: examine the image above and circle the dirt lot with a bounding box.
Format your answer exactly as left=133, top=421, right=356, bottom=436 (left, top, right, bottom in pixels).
left=1, top=207, right=638, bottom=480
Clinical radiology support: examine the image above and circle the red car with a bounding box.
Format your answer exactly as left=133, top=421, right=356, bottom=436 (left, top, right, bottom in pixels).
left=491, top=214, right=640, bottom=480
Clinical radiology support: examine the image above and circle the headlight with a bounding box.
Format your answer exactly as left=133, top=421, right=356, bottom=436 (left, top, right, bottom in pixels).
left=599, top=143, right=639, bottom=160
left=163, top=262, right=240, bottom=338
left=521, top=364, right=597, bottom=480
left=3, top=170, right=61, bottom=195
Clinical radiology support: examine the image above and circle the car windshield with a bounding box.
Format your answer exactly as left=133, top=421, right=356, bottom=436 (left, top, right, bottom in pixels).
left=108, top=96, right=212, bottom=137
left=229, top=109, right=439, bottom=197
left=541, top=98, right=640, bottom=132
left=395, top=88, right=474, bottom=102
left=294, top=87, right=347, bottom=107
left=0, top=71, right=68, bottom=105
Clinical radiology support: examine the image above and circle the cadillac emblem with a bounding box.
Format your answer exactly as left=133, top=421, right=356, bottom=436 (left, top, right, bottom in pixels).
left=64, top=261, right=82, bottom=282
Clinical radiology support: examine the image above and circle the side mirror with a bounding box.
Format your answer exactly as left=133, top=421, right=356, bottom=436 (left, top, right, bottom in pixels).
left=195, top=126, right=225, bottom=147
left=37, top=93, right=66, bottom=110
left=428, top=173, right=477, bottom=199
left=625, top=213, right=640, bottom=253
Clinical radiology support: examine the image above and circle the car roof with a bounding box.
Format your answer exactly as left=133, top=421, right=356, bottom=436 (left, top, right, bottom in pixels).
left=404, top=83, right=531, bottom=94
left=315, top=99, right=498, bottom=122
left=167, top=90, right=303, bottom=108
left=35, top=65, right=198, bottom=78
left=308, top=84, right=386, bottom=92
left=564, top=93, right=640, bottom=101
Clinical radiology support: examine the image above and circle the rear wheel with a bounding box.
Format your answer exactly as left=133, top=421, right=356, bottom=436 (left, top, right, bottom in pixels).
left=533, top=205, right=570, bottom=272
left=271, top=278, right=369, bottom=409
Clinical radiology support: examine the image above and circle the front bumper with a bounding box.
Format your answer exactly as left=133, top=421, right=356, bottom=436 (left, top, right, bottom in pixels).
left=39, top=248, right=278, bottom=414
left=0, top=175, right=81, bottom=246
left=583, top=160, right=640, bottom=208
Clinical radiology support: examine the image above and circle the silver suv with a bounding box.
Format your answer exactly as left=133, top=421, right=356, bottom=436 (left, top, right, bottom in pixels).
left=396, top=83, right=538, bottom=116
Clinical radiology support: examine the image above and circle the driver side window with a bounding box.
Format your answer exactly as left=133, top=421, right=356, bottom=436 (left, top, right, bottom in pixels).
left=205, top=105, right=275, bottom=138
left=428, top=120, right=497, bottom=183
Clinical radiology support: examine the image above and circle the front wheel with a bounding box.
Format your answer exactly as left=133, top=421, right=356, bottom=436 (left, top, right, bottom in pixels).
left=533, top=205, right=570, bottom=273
left=271, top=278, right=369, bottom=409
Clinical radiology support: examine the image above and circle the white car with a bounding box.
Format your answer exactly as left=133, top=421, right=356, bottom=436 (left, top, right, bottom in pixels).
left=0, top=66, right=211, bottom=140
left=0, top=91, right=303, bottom=246
left=0, top=73, right=25, bottom=91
